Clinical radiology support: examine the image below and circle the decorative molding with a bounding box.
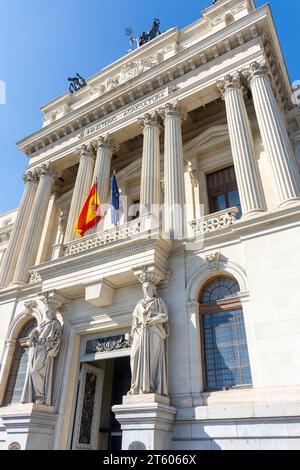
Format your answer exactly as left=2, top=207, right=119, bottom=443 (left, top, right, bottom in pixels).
left=85, top=334, right=132, bottom=355
left=137, top=111, right=161, bottom=130
left=205, top=252, right=220, bottom=272
left=186, top=257, right=248, bottom=302
left=29, top=271, right=42, bottom=285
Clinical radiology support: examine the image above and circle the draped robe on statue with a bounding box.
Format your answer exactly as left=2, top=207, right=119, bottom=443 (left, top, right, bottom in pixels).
left=130, top=296, right=168, bottom=395
left=21, top=318, right=62, bottom=405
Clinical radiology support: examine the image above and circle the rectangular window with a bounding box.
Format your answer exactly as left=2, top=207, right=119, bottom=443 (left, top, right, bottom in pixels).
left=207, top=166, right=242, bottom=218
left=202, top=308, right=252, bottom=391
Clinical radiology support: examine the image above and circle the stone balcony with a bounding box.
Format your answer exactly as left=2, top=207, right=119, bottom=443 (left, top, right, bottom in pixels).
left=190, top=207, right=239, bottom=236
left=63, top=214, right=155, bottom=257
left=29, top=214, right=171, bottom=297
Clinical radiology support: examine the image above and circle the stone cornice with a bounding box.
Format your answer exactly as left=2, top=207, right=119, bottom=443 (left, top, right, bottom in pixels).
left=17, top=5, right=289, bottom=157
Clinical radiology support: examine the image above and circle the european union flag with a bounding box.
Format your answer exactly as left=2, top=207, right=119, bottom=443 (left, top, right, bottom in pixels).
left=111, top=173, right=120, bottom=226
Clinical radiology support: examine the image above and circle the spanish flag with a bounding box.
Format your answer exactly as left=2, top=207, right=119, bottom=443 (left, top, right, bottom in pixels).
left=74, top=180, right=101, bottom=237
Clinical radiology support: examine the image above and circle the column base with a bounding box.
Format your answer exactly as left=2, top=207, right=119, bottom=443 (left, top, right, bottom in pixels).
left=112, top=394, right=176, bottom=450
left=277, top=198, right=300, bottom=210
left=0, top=403, right=58, bottom=450
left=8, top=281, right=26, bottom=288
left=241, top=209, right=267, bottom=221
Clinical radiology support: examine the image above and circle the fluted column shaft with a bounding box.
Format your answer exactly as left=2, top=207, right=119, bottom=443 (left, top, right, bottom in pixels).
left=161, top=102, right=186, bottom=239
left=138, top=112, right=161, bottom=215
left=64, top=144, right=95, bottom=242
left=93, top=134, right=118, bottom=204
left=0, top=171, right=38, bottom=287
left=247, top=62, right=300, bottom=207
left=218, top=74, right=266, bottom=217
left=13, top=164, right=58, bottom=284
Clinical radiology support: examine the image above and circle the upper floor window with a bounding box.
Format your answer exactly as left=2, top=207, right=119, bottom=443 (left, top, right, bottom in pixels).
left=3, top=318, right=37, bottom=405
left=199, top=277, right=252, bottom=391
left=207, top=166, right=241, bottom=219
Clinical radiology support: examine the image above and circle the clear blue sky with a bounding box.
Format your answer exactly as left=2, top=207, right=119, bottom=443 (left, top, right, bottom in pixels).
left=0, top=0, right=299, bottom=214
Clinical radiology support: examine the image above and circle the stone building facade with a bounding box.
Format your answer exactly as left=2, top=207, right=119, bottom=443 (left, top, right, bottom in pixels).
left=1, top=0, right=300, bottom=450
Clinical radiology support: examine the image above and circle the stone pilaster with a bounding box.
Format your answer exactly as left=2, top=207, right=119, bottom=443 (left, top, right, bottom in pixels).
left=137, top=112, right=161, bottom=216
left=12, top=163, right=58, bottom=284
left=246, top=62, right=300, bottom=208
left=217, top=73, right=266, bottom=218
left=64, top=144, right=95, bottom=242
left=92, top=134, right=119, bottom=203
left=0, top=171, right=38, bottom=288
left=160, top=102, right=186, bottom=239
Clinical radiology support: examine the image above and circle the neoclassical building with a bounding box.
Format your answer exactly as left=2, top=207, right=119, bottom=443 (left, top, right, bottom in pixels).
left=1, top=0, right=300, bottom=450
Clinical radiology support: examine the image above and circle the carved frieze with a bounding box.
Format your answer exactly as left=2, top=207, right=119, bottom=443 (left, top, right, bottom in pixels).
left=85, top=334, right=132, bottom=355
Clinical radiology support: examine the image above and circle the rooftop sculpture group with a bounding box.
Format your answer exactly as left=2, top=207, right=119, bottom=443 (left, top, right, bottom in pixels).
left=68, top=73, right=87, bottom=94
left=126, top=18, right=161, bottom=51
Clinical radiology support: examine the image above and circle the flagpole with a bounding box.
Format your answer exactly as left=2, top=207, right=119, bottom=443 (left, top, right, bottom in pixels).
left=95, top=176, right=98, bottom=233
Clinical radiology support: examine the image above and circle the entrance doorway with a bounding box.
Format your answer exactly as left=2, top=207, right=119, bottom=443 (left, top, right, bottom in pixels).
left=71, top=355, right=131, bottom=450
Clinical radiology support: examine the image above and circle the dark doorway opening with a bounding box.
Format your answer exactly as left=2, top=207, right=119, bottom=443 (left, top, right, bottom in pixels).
left=99, top=356, right=131, bottom=450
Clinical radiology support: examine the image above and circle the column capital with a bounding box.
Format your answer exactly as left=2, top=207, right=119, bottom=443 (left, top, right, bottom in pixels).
left=132, top=264, right=167, bottom=287
left=92, top=134, right=119, bottom=154
left=159, top=101, right=187, bottom=121
left=39, top=290, right=68, bottom=314
left=217, top=73, right=245, bottom=98
left=23, top=170, right=38, bottom=185
left=244, top=61, right=268, bottom=85
left=75, top=143, right=94, bottom=162
left=137, top=111, right=161, bottom=131
left=36, top=162, right=60, bottom=181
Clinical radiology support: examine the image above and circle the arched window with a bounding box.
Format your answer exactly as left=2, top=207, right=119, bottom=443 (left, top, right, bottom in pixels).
left=3, top=318, right=37, bottom=405
left=199, top=276, right=252, bottom=391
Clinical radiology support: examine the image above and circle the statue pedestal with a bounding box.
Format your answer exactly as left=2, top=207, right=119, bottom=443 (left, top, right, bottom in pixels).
left=0, top=403, right=58, bottom=450
left=112, top=394, right=176, bottom=450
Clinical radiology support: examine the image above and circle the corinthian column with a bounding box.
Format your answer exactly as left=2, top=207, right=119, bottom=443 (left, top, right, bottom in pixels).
left=64, top=144, right=95, bottom=242
left=93, top=134, right=119, bottom=203
left=137, top=112, right=161, bottom=216
left=12, top=163, right=58, bottom=284
left=0, top=171, right=38, bottom=288
left=246, top=62, right=300, bottom=208
left=217, top=73, right=266, bottom=218
left=160, top=102, right=186, bottom=239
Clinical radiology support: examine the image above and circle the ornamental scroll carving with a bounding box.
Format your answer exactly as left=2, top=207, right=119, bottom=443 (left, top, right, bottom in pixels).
left=85, top=334, right=132, bottom=355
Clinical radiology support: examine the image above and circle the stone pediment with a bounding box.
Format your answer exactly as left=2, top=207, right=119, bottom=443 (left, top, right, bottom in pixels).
left=184, top=125, right=229, bottom=158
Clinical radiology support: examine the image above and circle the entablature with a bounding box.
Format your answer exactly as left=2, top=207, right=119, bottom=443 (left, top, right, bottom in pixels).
left=17, top=4, right=291, bottom=165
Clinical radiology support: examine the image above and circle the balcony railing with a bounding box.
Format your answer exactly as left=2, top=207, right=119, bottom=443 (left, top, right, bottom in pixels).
left=190, top=207, right=239, bottom=236
left=64, top=214, right=156, bottom=256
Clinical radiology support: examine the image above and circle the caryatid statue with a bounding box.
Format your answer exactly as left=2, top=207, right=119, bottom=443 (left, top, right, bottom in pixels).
left=21, top=293, right=63, bottom=406
left=129, top=269, right=169, bottom=396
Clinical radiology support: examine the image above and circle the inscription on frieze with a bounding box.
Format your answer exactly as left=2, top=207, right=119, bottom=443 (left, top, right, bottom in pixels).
left=84, top=90, right=167, bottom=137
